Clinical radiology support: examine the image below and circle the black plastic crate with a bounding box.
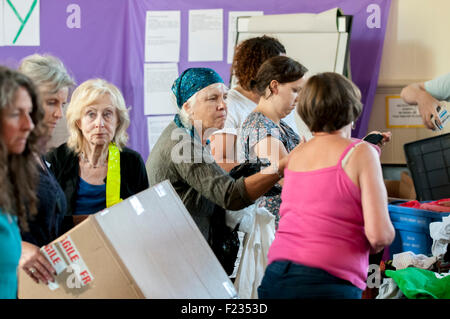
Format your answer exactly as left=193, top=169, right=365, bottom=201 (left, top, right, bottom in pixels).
left=403, top=133, right=450, bottom=200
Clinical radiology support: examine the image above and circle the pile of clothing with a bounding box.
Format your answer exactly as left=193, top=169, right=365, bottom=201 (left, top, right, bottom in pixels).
left=377, top=216, right=450, bottom=299
left=399, top=198, right=450, bottom=213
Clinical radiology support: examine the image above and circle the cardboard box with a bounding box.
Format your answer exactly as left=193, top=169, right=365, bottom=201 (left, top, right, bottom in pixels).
left=19, top=180, right=237, bottom=299
left=385, top=171, right=416, bottom=202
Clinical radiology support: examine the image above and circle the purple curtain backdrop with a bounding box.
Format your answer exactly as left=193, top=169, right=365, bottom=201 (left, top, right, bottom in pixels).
left=0, top=0, right=391, bottom=160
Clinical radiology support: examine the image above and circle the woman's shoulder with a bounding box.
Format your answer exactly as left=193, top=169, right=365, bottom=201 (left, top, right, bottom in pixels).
left=46, top=143, right=76, bottom=160
left=120, top=147, right=145, bottom=162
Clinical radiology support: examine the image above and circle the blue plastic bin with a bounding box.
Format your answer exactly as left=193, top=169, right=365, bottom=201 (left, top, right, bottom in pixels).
left=388, top=201, right=449, bottom=258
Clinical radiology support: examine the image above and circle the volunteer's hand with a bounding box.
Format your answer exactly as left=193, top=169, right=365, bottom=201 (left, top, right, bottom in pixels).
left=19, top=241, right=56, bottom=284
left=417, top=94, right=441, bottom=130
left=401, top=82, right=442, bottom=130
left=366, top=131, right=392, bottom=148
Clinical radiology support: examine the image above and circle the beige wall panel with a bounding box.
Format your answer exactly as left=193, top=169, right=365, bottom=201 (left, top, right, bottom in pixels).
left=370, top=0, right=450, bottom=163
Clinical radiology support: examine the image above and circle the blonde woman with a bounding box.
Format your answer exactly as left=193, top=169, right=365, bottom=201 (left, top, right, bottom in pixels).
left=18, top=54, right=75, bottom=285
left=46, top=79, right=149, bottom=231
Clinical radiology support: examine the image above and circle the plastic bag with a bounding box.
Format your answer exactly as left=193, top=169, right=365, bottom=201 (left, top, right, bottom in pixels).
left=234, top=205, right=275, bottom=299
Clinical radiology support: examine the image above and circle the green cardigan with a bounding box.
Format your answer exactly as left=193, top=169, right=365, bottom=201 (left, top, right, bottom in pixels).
left=146, top=121, right=253, bottom=241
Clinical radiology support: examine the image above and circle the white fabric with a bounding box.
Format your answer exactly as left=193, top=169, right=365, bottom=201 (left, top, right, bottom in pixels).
left=376, top=278, right=404, bottom=299
left=225, top=204, right=256, bottom=234
left=392, top=251, right=438, bottom=270
left=234, top=205, right=275, bottom=299
left=430, top=215, right=450, bottom=257
left=226, top=203, right=256, bottom=279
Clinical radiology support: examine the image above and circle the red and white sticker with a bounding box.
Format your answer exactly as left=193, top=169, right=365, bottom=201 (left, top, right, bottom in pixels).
left=57, top=236, right=94, bottom=287
left=41, top=243, right=68, bottom=275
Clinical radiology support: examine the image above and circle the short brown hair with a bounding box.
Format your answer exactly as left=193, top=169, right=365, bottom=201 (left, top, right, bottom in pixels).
left=297, top=72, right=363, bottom=133
left=232, top=35, right=286, bottom=91
left=250, top=56, right=308, bottom=97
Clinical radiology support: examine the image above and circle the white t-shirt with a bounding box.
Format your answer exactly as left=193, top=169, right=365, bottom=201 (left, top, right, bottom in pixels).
left=424, top=72, right=450, bottom=101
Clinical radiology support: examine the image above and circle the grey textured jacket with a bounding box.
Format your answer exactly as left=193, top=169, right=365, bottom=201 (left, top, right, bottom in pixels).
left=146, top=122, right=253, bottom=241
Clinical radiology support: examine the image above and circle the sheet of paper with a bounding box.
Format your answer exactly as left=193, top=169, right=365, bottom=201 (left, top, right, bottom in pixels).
left=147, top=115, right=175, bottom=153
left=188, top=9, right=223, bottom=61
left=144, top=63, right=179, bottom=115
left=145, top=10, right=180, bottom=62
left=227, top=11, right=263, bottom=64
left=3, top=0, right=40, bottom=46
left=0, top=0, right=4, bottom=45
left=386, top=96, right=424, bottom=128
left=243, top=7, right=341, bottom=33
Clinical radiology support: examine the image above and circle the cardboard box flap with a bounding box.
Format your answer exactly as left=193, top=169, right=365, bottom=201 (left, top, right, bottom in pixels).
left=95, top=180, right=236, bottom=299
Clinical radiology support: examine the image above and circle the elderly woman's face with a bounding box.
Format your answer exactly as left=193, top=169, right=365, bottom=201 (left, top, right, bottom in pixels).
left=77, top=94, right=118, bottom=147
left=187, top=84, right=227, bottom=131
left=1, top=87, right=35, bottom=154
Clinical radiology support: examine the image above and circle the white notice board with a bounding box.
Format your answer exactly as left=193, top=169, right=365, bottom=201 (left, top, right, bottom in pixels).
left=233, top=7, right=353, bottom=140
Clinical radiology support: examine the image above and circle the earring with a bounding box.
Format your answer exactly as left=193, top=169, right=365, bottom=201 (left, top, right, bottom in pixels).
left=351, top=121, right=355, bottom=130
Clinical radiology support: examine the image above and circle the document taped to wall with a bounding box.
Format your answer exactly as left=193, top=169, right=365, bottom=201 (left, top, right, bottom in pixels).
left=386, top=96, right=425, bottom=128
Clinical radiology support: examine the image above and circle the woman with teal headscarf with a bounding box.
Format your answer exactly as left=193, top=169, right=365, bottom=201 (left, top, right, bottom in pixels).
left=146, top=68, right=295, bottom=273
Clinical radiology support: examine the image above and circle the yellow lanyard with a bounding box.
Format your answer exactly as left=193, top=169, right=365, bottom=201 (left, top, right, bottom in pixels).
left=106, top=142, right=122, bottom=207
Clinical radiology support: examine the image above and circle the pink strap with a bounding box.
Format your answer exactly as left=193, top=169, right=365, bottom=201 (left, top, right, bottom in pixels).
left=338, top=140, right=363, bottom=165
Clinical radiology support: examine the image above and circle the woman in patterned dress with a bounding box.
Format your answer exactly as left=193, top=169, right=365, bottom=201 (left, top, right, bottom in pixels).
left=240, top=56, right=308, bottom=227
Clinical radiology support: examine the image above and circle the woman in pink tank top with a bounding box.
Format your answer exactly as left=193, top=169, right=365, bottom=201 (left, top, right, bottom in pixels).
left=258, top=72, right=395, bottom=299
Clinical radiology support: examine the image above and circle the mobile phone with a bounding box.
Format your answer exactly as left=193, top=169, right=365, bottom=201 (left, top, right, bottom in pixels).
left=363, top=133, right=384, bottom=145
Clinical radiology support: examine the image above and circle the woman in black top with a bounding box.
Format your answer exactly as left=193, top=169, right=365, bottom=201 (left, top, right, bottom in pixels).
left=18, top=54, right=75, bottom=285
left=45, top=79, right=149, bottom=235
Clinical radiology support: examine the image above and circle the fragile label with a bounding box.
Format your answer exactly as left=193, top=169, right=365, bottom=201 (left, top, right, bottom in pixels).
left=57, top=236, right=94, bottom=287
left=41, top=243, right=68, bottom=275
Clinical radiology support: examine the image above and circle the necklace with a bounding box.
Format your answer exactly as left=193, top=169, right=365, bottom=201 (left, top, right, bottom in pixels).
left=80, top=152, right=108, bottom=168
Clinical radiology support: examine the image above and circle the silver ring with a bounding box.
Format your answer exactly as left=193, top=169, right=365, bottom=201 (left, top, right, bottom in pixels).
left=29, top=267, right=36, bottom=274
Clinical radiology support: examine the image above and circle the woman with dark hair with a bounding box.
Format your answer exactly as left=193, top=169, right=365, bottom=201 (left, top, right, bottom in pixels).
left=210, top=36, right=286, bottom=171
left=240, top=55, right=308, bottom=227
left=0, top=66, right=45, bottom=298
left=258, top=72, right=395, bottom=299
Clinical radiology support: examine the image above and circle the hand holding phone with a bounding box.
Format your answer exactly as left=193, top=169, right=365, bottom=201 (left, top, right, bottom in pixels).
left=363, top=133, right=384, bottom=145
